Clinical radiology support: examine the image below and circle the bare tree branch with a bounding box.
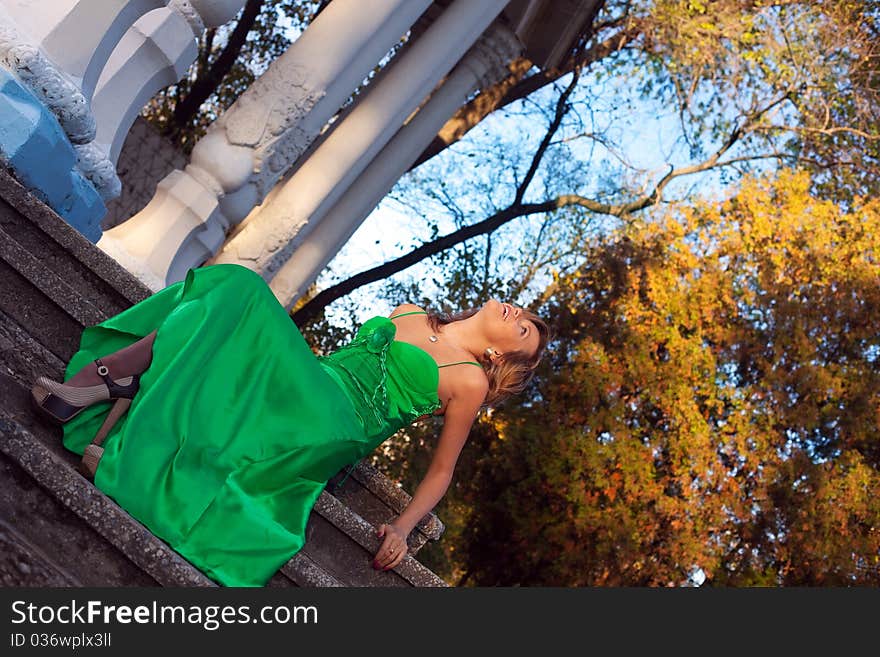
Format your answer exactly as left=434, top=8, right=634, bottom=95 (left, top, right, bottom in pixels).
left=758, top=124, right=880, bottom=141
left=292, top=89, right=793, bottom=325
left=410, top=17, right=640, bottom=169
left=516, top=68, right=582, bottom=203
left=314, top=0, right=332, bottom=18
left=292, top=202, right=555, bottom=324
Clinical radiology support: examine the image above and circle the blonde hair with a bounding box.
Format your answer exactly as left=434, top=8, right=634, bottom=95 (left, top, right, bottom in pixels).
left=426, top=307, right=551, bottom=407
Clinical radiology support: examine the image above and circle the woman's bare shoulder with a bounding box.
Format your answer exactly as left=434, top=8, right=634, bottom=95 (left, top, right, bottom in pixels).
left=389, top=303, right=427, bottom=317
left=448, top=363, right=490, bottom=401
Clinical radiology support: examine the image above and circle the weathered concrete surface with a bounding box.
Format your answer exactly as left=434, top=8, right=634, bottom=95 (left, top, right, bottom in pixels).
left=0, top=517, right=80, bottom=586
left=309, top=492, right=447, bottom=587
left=0, top=415, right=214, bottom=587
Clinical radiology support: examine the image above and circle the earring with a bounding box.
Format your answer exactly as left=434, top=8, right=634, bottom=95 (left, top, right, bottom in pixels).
left=484, top=347, right=496, bottom=359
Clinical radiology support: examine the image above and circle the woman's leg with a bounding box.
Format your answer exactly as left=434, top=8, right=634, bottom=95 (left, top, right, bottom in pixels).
left=66, top=329, right=158, bottom=386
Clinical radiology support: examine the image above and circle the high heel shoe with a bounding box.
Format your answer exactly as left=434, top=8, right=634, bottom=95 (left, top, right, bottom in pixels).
left=31, top=358, right=140, bottom=480
left=31, top=358, right=140, bottom=423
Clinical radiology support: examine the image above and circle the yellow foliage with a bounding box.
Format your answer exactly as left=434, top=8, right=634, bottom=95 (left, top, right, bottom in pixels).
left=472, top=169, right=880, bottom=586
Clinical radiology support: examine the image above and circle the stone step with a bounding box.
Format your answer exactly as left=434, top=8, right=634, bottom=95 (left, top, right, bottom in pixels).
left=0, top=166, right=448, bottom=586
left=0, top=411, right=213, bottom=587
left=0, top=165, right=446, bottom=544
left=306, top=490, right=446, bottom=586
left=0, top=516, right=82, bottom=586
left=327, top=460, right=444, bottom=555
left=1, top=321, right=447, bottom=586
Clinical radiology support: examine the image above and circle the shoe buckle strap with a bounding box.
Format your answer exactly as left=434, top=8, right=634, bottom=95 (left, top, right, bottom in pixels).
left=93, top=358, right=137, bottom=398
left=95, top=358, right=110, bottom=378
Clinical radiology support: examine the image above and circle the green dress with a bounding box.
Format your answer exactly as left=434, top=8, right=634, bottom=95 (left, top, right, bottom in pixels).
left=60, top=263, right=442, bottom=587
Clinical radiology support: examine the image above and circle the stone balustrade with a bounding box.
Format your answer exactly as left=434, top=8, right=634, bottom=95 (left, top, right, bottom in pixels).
left=0, top=0, right=245, bottom=238
left=98, top=0, right=436, bottom=291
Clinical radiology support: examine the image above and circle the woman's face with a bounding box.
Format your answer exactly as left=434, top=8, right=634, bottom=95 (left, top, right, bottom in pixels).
left=479, top=299, right=541, bottom=358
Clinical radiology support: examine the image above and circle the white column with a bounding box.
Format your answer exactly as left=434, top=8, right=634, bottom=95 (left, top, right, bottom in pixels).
left=269, top=23, right=524, bottom=310
left=209, top=0, right=513, bottom=282
left=92, top=1, right=246, bottom=165
left=2, top=0, right=166, bottom=100
left=98, top=0, right=432, bottom=290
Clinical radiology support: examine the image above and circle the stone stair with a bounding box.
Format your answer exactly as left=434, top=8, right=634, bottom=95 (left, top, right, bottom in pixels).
left=0, top=166, right=448, bottom=587
left=327, top=460, right=444, bottom=556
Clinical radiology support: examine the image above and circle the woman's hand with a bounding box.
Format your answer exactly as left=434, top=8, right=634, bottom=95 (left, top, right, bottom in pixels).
left=373, top=522, right=409, bottom=571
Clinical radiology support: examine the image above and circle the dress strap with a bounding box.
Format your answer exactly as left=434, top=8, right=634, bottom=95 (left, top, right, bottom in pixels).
left=388, top=310, right=428, bottom=320
left=437, top=360, right=483, bottom=369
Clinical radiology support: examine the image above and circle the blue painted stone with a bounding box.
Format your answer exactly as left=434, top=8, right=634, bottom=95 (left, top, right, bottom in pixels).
left=0, top=69, right=105, bottom=242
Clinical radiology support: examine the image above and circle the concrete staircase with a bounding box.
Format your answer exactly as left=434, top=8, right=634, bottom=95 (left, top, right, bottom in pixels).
left=0, top=166, right=447, bottom=587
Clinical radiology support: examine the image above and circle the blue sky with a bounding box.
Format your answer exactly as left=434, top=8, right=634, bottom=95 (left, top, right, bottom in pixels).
left=314, top=65, right=766, bottom=327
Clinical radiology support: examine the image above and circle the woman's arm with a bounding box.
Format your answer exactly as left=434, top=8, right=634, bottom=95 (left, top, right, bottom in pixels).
left=372, top=375, right=488, bottom=571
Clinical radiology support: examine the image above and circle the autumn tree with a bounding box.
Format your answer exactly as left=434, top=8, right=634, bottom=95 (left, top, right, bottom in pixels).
left=447, top=170, right=880, bottom=586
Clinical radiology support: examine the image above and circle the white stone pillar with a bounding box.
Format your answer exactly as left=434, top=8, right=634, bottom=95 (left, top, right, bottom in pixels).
left=98, top=0, right=432, bottom=290
left=0, top=2, right=169, bottom=200
left=2, top=0, right=166, bottom=100
left=92, top=1, right=245, bottom=165
left=209, top=0, right=513, bottom=282
left=0, top=1, right=245, bottom=202
left=269, top=23, right=524, bottom=310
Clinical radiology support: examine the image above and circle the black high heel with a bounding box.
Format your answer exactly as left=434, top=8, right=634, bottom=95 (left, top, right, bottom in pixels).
left=31, top=358, right=140, bottom=479
left=31, top=358, right=139, bottom=422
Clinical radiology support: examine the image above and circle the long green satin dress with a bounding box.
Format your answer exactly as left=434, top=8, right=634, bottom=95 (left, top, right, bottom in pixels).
left=60, top=263, right=442, bottom=587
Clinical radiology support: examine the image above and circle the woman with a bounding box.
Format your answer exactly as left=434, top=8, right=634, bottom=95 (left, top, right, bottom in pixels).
left=30, top=263, right=549, bottom=586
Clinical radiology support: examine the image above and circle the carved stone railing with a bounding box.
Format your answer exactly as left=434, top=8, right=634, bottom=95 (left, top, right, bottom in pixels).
left=98, top=0, right=435, bottom=290
left=0, top=1, right=245, bottom=237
